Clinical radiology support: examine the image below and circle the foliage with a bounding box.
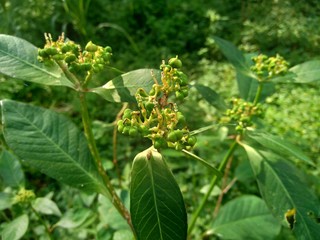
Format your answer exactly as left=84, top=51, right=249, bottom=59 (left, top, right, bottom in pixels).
left=0, top=1, right=320, bottom=239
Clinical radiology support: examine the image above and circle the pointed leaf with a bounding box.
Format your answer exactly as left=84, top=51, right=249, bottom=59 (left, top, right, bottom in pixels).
left=1, top=100, right=109, bottom=197
left=211, top=195, right=280, bottom=239
left=1, top=214, right=29, bottom=240
left=246, top=130, right=314, bottom=166
left=55, top=208, right=93, bottom=229
left=0, top=34, right=74, bottom=88
left=130, top=147, right=187, bottom=240
left=0, top=192, right=15, bottom=210
left=193, top=84, right=227, bottom=110
left=271, top=60, right=320, bottom=83
left=91, top=69, right=161, bottom=102
left=242, top=143, right=320, bottom=240
left=0, top=149, right=25, bottom=187
left=32, top=197, right=62, bottom=216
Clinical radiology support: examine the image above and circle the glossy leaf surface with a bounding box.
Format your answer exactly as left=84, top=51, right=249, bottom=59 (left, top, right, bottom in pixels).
left=130, top=147, right=187, bottom=240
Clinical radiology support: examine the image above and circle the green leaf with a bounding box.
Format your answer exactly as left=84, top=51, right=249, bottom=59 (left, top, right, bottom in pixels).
left=91, top=69, right=161, bottom=102
left=246, top=130, right=314, bottom=166
left=130, top=147, right=187, bottom=240
left=271, top=60, right=320, bottom=83
left=213, top=36, right=248, bottom=71
left=193, top=84, right=226, bottom=110
left=0, top=192, right=15, bottom=210
left=32, top=197, right=62, bottom=217
left=211, top=195, right=281, bottom=240
left=0, top=34, right=75, bottom=88
left=1, top=99, right=109, bottom=197
left=241, top=143, right=320, bottom=240
left=55, top=208, right=93, bottom=229
left=0, top=149, right=25, bottom=187
left=1, top=214, right=29, bottom=240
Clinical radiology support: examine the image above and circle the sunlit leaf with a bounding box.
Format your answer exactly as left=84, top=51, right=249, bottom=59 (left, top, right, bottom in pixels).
left=1, top=214, right=29, bottom=240
left=32, top=197, right=62, bottom=217
left=91, top=69, right=161, bottom=102
left=0, top=34, right=74, bottom=88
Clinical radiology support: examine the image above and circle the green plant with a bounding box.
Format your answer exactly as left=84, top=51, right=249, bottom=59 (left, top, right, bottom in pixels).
left=0, top=33, right=320, bottom=240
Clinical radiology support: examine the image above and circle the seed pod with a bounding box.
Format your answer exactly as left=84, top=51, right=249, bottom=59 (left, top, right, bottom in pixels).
left=117, top=120, right=124, bottom=132
left=187, top=135, right=197, bottom=146
left=168, top=57, right=182, bottom=68
left=85, top=41, right=98, bottom=52
left=64, top=54, right=77, bottom=63
left=167, top=130, right=183, bottom=142
left=129, top=126, right=139, bottom=137
left=45, top=47, right=59, bottom=56
left=123, top=109, right=132, bottom=119
left=154, top=138, right=167, bottom=150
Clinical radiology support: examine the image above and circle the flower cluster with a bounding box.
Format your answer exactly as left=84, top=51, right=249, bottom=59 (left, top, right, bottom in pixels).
left=117, top=57, right=196, bottom=150
left=221, top=98, right=264, bottom=131
left=38, top=33, right=112, bottom=76
left=251, top=54, right=289, bottom=80
left=14, top=188, right=36, bottom=204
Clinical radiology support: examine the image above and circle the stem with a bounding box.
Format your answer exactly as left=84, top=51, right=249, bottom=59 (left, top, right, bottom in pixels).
left=253, top=82, right=264, bottom=106
left=78, top=92, right=136, bottom=237
left=30, top=204, right=53, bottom=240
left=187, top=140, right=238, bottom=236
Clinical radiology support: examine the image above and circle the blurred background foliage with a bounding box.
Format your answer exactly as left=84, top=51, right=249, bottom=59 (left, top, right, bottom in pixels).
left=1, top=0, right=319, bottom=239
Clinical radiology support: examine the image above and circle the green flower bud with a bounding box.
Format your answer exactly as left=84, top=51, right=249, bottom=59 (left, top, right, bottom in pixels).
left=187, top=135, right=197, bottom=146
left=129, top=126, right=139, bottom=137
left=65, top=54, right=77, bottom=63
left=104, top=46, right=112, bottom=53
left=123, top=109, right=132, bottom=119
left=45, top=47, right=59, bottom=56
left=175, top=91, right=185, bottom=101
left=154, top=138, right=167, bottom=150
left=117, top=120, right=124, bottom=132
left=123, top=126, right=131, bottom=135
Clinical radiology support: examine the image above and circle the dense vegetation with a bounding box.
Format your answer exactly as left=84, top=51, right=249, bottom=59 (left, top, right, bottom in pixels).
left=0, top=0, right=319, bottom=239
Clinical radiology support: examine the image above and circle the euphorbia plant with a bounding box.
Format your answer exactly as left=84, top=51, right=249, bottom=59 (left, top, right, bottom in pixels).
left=0, top=33, right=319, bottom=240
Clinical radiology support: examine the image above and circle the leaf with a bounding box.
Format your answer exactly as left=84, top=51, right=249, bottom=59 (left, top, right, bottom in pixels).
left=0, top=192, right=15, bottom=210
left=1, top=214, right=29, bottom=240
left=0, top=34, right=74, bottom=88
left=246, top=130, right=314, bottom=166
left=211, top=195, right=281, bottom=240
left=32, top=197, right=62, bottom=217
left=193, top=84, right=227, bottom=110
left=0, top=149, right=25, bottom=187
left=91, top=69, right=161, bottom=102
left=271, top=60, right=320, bottom=83
left=130, top=147, right=187, bottom=240
left=1, top=99, right=109, bottom=197
left=213, top=36, right=248, bottom=71
left=241, top=143, right=320, bottom=240
left=55, top=208, right=93, bottom=229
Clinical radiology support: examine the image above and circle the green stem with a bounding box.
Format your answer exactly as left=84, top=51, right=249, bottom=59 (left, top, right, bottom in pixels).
left=253, top=82, right=264, bottom=106
left=30, top=204, right=53, bottom=240
left=187, top=140, right=238, bottom=236
left=78, top=92, right=136, bottom=237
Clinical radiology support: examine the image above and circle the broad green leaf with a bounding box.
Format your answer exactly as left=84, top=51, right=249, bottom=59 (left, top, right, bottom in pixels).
left=0, top=192, right=15, bottom=210
left=211, top=195, right=280, bottom=240
left=130, top=147, right=187, bottom=240
left=113, top=229, right=134, bottom=240
left=55, top=208, right=93, bottom=229
left=1, top=99, right=109, bottom=197
left=91, top=69, right=161, bottom=102
left=246, top=130, right=314, bottom=166
left=0, top=149, right=25, bottom=187
left=242, top=143, right=320, bottom=240
left=193, top=84, right=226, bottom=110
left=213, top=36, right=248, bottom=71
left=0, top=34, right=74, bottom=88
left=32, top=197, right=62, bottom=217
left=271, top=60, right=320, bottom=83
left=1, top=214, right=29, bottom=240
